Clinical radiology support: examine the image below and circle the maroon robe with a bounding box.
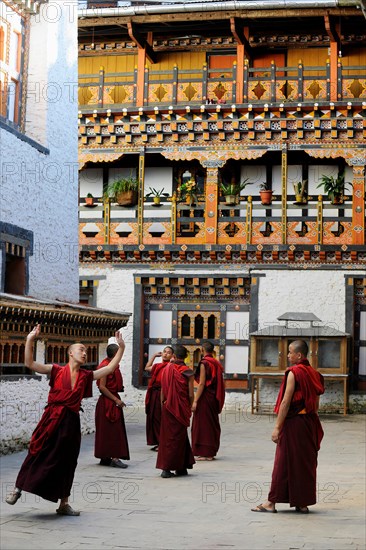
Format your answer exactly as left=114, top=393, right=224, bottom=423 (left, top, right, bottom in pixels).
left=145, top=361, right=168, bottom=446
left=268, top=360, right=325, bottom=507
left=156, top=360, right=195, bottom=471
left=191, top=354, right=225, bottom=458
left=94, top=358, right=130, bottom=460
left=16, top=364, right=93, bottom=502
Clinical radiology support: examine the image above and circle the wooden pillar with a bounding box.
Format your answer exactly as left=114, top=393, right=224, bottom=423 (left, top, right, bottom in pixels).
left=329, top=41, right=338, bottom=102
left=103, top=196, right=110, bottom=244
left=236, top=45, right=244, bottom=104
left=136, top=48, right=146, bottom=106
left=138, top=149, right=145, bottom=244
left=352, top=164, right=365, bottom=245
left=281, top=146, right=288, bottom=245
left=203, top=165, right=220, bottom=244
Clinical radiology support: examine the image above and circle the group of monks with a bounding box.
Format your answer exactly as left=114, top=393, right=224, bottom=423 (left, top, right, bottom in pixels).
left=146, top=341, right=225, bottom=478
left=5, top=326, right=325, bottom=517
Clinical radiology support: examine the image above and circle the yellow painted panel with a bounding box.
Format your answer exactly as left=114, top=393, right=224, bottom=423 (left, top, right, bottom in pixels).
left=79, top=55, right=137, bottom=105
left=147, top=52, right=206, bottom=80
left=287, top=48, right=328, bottom=76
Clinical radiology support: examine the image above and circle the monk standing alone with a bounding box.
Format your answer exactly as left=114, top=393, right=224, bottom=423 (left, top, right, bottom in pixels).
left=6, top=325, right=126, bottom=515
left=251, top=339, right=324, bottom=514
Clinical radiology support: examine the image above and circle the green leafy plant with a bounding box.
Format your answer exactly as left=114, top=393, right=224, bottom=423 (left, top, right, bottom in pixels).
left=293, top=181, right=307, bottom=196
left=316, top=171, right=352, bottom=203
left=220, top=178, right=253, bottom=196
left=145, top=187, right=169, bottom=199
left=87, top=193, right=94, bottom=198
left=259, top=182, right=271, bottom=191
left=106, top=176, right=138, bottom=199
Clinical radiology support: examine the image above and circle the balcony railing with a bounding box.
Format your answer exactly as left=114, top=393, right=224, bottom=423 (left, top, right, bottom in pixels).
left=79, top=193, right=360, bottom=247
left=79, top=62, right=366, bottom=110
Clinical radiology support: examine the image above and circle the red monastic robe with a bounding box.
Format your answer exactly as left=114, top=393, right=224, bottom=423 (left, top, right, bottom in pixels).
left=145, top=361, right=169, bottom=446
left=156, top=360, right=195, bottom=471
left=16, top=364, right=93, bottom=502
left=94, top=358, right=130, bottom=460
left=191, top=354, right=225, bottom=458
left=268, top=359, right=325, bottom=507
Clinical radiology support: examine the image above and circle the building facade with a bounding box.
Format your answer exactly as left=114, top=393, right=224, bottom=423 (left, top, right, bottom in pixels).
left=77, top=1, right=366, bottom=412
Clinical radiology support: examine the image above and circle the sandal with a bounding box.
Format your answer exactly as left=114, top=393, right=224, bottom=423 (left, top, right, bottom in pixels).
left=251, top=504, right=277, bottom=513
left=295, top=506, right=309, bottom=514
left=56, top=504, right=80, bottom=516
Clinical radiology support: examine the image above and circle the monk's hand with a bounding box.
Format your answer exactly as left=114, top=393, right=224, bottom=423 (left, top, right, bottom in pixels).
left=115, top=398, right=124, bottom=407
left=27, top=324, right=41, bottom=340
left=115, top=330, right=126, bottom=350
left=271, top=427, right=280, bottom=444
left=191, top=402, right=197, bottom=412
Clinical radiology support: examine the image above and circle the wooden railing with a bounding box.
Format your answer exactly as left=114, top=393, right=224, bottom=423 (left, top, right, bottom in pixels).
left=79, top=194, right=358, bottom=247
left=78, top=62, right=366, bottom=109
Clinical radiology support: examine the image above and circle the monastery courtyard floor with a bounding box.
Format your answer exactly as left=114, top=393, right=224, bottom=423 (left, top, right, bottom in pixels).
left=1, top=408, right=365, bottom=550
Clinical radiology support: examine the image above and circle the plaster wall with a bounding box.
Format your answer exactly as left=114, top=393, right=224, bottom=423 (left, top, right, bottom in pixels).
left=0, top=1, right=79, bottom=302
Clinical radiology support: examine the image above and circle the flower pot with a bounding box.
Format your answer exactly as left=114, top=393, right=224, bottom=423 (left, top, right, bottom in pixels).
left=260, top=190, right=273, bottom=205
left=85, top=196, right=94, bottom=206
left=295, top=194, right=307, bottom=204
left=331, top=194, right=343, bottom=205
left=153, top=196, right=161, bottom=205
left=116, top=190, right=138, bottom=207
left=225, top=195, right=237, bottom=205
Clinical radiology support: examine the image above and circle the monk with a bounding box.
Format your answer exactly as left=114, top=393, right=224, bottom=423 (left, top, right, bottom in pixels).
left=94, top=343, right=130, bottom=468
left=251, top=339, right=324, bottom=514
left=191, top=341, right=225, bottom=460
left=5, top=324, right=126, bottom=516
left=156, top=345, right=195, bottom=478
left=145, top=346, right=174, bottom=451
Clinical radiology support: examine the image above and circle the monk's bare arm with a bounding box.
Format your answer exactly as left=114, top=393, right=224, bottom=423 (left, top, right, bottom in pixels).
left=93, top=332, right=126, bottom=381
left=188, top=375, right=195, bottom=407
left=25, top=325, right=53, bottom=375
left=272, top=371, right=295, bottom=443
left=145, top=352, right=162, bottom=372
left=192, top=363, right=205, bottom=412
left=315, top=395, right=320, bottom=413
left=98, top=376, right=124, bottom=407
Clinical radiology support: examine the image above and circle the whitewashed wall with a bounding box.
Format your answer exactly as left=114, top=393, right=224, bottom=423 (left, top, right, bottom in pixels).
left=0, top=1, right=79, bottom=302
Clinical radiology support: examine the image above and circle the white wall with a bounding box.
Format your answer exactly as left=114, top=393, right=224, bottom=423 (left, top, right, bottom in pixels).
left=0, top=1, right=79, bottom=302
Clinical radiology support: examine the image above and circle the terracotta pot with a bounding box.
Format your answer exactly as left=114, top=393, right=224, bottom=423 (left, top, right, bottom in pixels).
left=260, top=190, right=273, bottom=205
left=331, top=194, right=343, bottom=205
left=85, top=196, right=94, bottom=206
left=116, top=190, right=138, bottom=206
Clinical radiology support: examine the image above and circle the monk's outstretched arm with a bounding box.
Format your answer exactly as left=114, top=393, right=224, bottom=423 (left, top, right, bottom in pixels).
left=25, top=325, right=53, bottom=375
left=145, top=352, right=162, bottom=372
left=93, top=331, right=126, bottom=381
left=271, top=371, right=295, bottom=444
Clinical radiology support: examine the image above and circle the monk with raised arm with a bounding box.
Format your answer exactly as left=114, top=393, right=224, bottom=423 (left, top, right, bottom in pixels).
left=251, top=339, right=324, bottom=514
left=5, top=324, right=126, bottom=516
left=145, top=346, right=174, bottom=451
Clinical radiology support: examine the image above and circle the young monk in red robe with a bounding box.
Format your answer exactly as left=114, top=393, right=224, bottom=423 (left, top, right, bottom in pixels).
left=156, top=345, right=195, bottom=478
left=251, top=339, right=324, bottom=514
left=191, top=341, right=225, bottom=460
left=5, top=324, right=126, bottom=516
left=94, top=343, right=130, bottom=468
left=145, top=346, right=174, bottom=451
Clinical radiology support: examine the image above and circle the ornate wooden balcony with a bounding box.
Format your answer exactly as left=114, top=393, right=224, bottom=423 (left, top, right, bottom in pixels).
left=78, top=61, right=366, bottom=109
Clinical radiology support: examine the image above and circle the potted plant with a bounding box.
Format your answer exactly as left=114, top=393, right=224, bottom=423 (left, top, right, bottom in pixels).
left=316, top=171, right=352, bottom=204
left=145, top=187, right=169, bottom=206
left=220, top=178, right=253, bottom=205
left=293, top=181, right=307, bottom=204
left=259, top=183, right=273, bottom=205
left=85, top=193, right=94, bottom=206
left=180, top=178, right=198, bottom=206
left=106, top=175, right=139, bottom=207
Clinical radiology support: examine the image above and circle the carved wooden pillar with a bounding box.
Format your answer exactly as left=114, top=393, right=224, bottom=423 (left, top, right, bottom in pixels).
left=351, top=164, right=365, bottom=245
left=281, top=146, right=288, bottom=244
left=138, top=149, right=145, bottom=245
left=202, top=161, right=224, bottom=244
